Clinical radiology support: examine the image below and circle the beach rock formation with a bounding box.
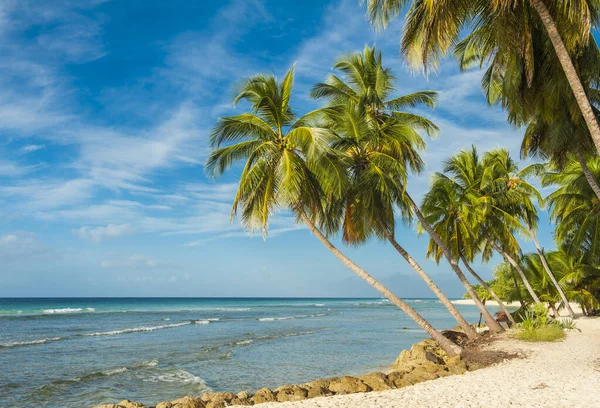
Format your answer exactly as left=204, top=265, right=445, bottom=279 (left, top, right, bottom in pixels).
left=328, top=376, right=371, bottom=394
left=358, top=372, right=393, bottom=391
left=250, top=388, right=276, bottom=404
left=201, top=392, right=236, bottom=407
left=274, top=384, right=308, bottom=402
left=229, top=391, right=252, bottom=406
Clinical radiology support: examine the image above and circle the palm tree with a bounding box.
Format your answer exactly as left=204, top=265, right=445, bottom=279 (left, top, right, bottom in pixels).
left=206, top=66, right=462, bottom=356
left=543, top=157, right=600, bottom=264
left=483, top=149, right=575, bottom=317
left=421, top=171, right=516, bottom=325
left=439, top=147, right=543, bottom=305
left=312, top=45, right=501, bottom=334
left=361, top=0, right=600, bottom=157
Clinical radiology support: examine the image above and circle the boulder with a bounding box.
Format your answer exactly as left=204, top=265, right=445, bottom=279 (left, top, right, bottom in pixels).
left=228, top=397, right=251, bottom=406
left=204, top=401, right=227, bottom=408
left=447, top=358, right=468, bottom=375
left=250, top=388, right=276, bottom=404
left=306, top=386, right=332, bottom=399
left=118, top=401, right=145, bottom=408
left=236, top=391, right=251, bottom=400
left=156, top=403, right=173, bottom=408
left=274, top=384, right=308, bottom=402
left=302, top=377, right=339, bottom=391
left=328, top=376, right=371, bottom=395
left=171, top=397, right=206, bottom=408
left=404, top=367, right=439, bottom=384
left=201, top=392, right=236, bottom=404
left=93, top=405, right=123, bottom=408
left=358, top=372, right=392, bottom=391
left=386, top=371, right=406, bottom=388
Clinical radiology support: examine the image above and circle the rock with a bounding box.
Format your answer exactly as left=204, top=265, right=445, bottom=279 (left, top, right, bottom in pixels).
left=93, top=405, right=123, bottom=408
left=204, top=401, right=226, bottom=408
left=302, top=377, right=339, bottom=391
left=386, top=371, right=405, bottom=388
left=229, top=397, right=251, bottom=406
left=118, top=401, right=145, bottom=408
left=274, top=384, right=308, bottom=402
left=201, top=392, right=236, bottom=404
left=404, top=367, right=439, bottom=383
left=328, top=376, right=371, bottom=395
left=358, top=372, right=392, bottom=391
left=306, top=386, right=332, bottom=398
left=236, top=391, right=251, bottom=400
left=447, top=359, right=468, bottom=375
left=171, top=397, right=206, bottom=408
left=156, top=403, right=173, bottom=408
left=250, top=388, right=276, bottom=404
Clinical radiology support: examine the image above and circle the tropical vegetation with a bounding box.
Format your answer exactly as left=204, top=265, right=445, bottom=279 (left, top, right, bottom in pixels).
left=205, top=1, right=600, bottom=354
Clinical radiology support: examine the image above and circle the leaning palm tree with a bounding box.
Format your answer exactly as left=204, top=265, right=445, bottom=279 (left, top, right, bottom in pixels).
left=312, top=45, right=502, bottom=333
left=316, top=97, right=478, bottom=340
left=206, top=66, right=462, bottom=356
left=440, top=147, right=543, bottom=305
left=421, top=172, right=516, bottom=325
left=361, top=0, right=600, bottom=157
left=483, top=149, right=575, bottom=317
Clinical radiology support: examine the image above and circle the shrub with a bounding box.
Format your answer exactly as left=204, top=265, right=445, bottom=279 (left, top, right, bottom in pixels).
left=515, top=324, right=565, bottom=342
left=513, top=305, right=566, bottom=342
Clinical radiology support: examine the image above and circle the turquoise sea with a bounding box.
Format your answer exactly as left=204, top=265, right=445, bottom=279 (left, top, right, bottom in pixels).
left=0, top=297, right=495, bottom=407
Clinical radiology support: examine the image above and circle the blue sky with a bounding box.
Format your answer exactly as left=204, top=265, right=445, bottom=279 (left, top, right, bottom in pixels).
left=0, top=0, right=556, bottom=297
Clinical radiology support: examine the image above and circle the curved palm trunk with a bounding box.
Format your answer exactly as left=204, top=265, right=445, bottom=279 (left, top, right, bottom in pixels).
left=576, top=150, right=600, bottom=201
left=406, top=195, right=504, bottom=333
left=299, top=212, right=462, bottom=357
left=511, top=266, right=525, bottom=307
left=380, top=225, right=479, bottom=340
left=460, top=255, right=516, bottom=326
left=488, top=240, right=542, bottom=304
left=530, top=0, right=600, bottom=157
left=524, top=223, right=575, bottom=318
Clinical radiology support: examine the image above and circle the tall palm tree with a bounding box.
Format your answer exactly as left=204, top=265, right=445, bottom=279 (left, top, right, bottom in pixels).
left=483, top=149, right=575, bottom=317
left=439, top=147, right=543, bottom=305
left=421, top=172, right=516, bottom=325
left=206, top=67, right=462, bottom=356
left=361, top=0, right=600, bottom=157
left=312, top=45, right=502, bottom=334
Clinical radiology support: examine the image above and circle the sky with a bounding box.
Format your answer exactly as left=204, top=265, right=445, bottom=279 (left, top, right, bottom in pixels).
left=0, top=0, right=557, bottom=298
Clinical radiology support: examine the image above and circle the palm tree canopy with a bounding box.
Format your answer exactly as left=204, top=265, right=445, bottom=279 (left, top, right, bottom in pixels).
left=206, top=67, right=346, bottom=235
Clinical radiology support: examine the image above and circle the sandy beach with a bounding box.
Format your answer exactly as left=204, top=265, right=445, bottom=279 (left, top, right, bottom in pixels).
left=451, top=299, right=584, bottom=315
left=233, top=317, right=600, bottom=408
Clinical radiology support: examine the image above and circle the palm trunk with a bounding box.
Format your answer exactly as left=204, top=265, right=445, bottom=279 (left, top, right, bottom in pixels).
left=380, top=224, right=479, bottom=340
left=576, top=150, right=600, bottom=200
left=524, top=222, right=575, bottom=318
left=530, top=0, right=600, bottom=156
left=488, top=240, right=542, bottom=304
left=477, top=299, right=485, bottom=328
left=406, top=194, right=504, bottom=333
left=299, top=212, right=462, bottom=357
left=511, top=266, right=525, bottom=307
left=549, top=303, right=559, bottom=318
left=460, top=255, right=516, bottom=326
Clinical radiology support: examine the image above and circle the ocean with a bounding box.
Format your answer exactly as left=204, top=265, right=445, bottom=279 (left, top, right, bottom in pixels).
left=0, top=297, right=495, bottom=407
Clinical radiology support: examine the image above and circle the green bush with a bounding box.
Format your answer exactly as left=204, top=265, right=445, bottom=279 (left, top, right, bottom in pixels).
left=513, top=305, right=566, bottom=342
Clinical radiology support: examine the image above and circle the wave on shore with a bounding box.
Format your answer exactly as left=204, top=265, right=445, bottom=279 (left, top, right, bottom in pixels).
left=0, top=337, right=63, bottom=349
left=83, top=321, right=199, bottom=337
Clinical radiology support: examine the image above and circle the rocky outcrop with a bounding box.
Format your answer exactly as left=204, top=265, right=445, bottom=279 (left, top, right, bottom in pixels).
left=358, top=372, right=393, bottom=391
left=328, top=376, right=371, bottom=394
left=274, top=384, right=308, bottom=402
left=93, top=339, right=474, bottom=408
left=250, top=388, right=276, bottom=404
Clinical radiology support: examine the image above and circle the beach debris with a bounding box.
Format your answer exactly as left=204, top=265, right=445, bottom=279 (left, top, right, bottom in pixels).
left=531, top=382, right=550, bottom=390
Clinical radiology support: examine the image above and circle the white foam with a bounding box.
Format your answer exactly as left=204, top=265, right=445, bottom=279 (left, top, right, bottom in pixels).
left=258, top=316, right=294, bottom=321
left=207, top=318, right=220, bottom=321
left=235, top=339, right=253, bottom=346
left=42, top=308, right=83, bottom=314
left=84, top=322, right=192, bottom=337
left=142, top=369, right=208, bottom=386
left=0, top=336, right=62, bottom=348
left=193, top=320, right=210, bottom=325
left=103, top=367, right=128, bottom=376
left=216, top=308, right=250, bottom=312
left=314, top=303, right=325, bottom=306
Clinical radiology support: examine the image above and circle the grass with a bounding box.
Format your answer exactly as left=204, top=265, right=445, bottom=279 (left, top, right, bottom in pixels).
left=514, top=323, right=566, bottom=342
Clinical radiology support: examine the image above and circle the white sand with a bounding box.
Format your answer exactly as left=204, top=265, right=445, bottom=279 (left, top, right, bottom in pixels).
left=235, top=317, right=600, bottom=408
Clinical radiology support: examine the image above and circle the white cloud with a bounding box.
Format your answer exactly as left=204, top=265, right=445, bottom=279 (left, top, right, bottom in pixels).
left=74, top=224, right=137, bottom=243
left=22, top=144, right=45, bottom=153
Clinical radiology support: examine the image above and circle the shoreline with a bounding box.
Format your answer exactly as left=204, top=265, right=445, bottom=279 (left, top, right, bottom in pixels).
left=451, top=299, right=584, bottom=315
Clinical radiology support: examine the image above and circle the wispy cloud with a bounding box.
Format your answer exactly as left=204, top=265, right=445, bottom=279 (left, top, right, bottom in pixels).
left=21, top=144, right=45, bottom=153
